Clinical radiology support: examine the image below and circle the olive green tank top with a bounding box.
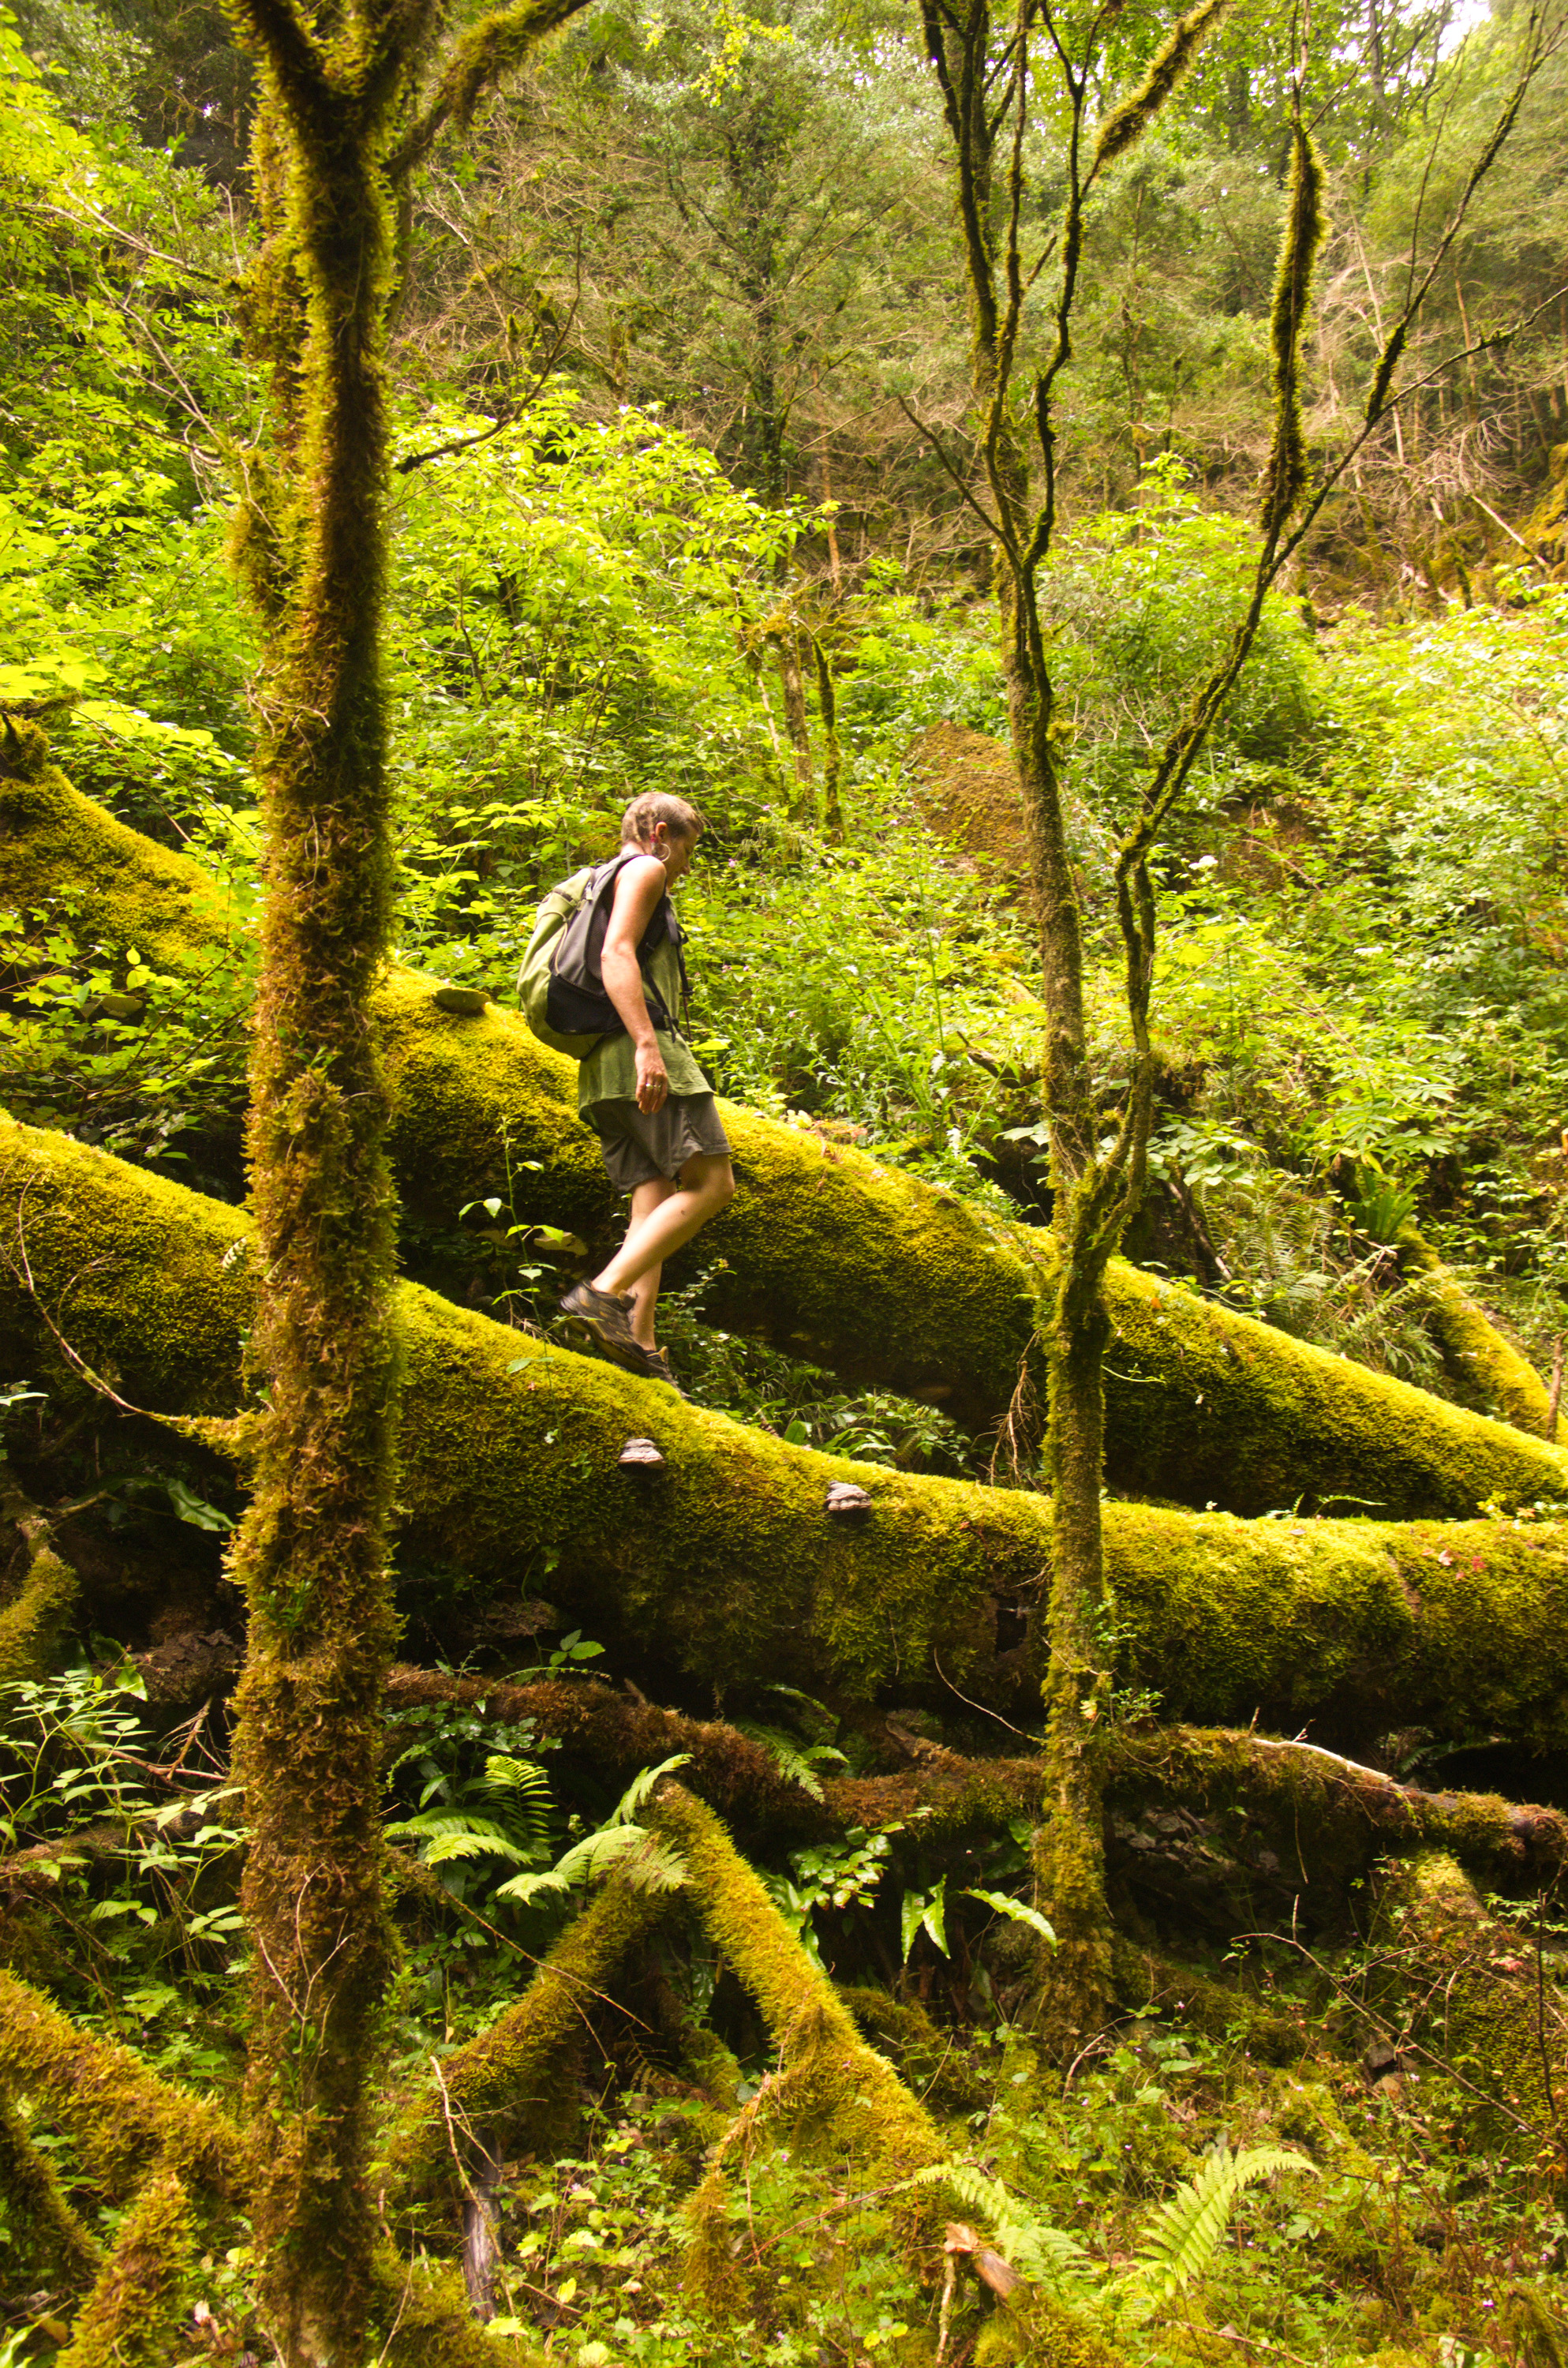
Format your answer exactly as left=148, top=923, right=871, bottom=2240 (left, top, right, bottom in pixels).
left=576, top=912, right=711, bottom=1115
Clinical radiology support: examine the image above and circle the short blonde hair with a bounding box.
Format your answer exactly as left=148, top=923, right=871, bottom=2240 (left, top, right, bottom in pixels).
left=620, top=792, right=704, bottom=848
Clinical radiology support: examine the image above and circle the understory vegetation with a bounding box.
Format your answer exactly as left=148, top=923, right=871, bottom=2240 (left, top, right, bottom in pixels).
left=2, top=0, right=1568, bottom=2355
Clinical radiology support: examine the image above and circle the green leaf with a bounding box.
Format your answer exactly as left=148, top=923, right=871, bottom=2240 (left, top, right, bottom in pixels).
left=962, top=1888, right=1057, bottom=1946
left=164, top=1477, right=234, bottom=1532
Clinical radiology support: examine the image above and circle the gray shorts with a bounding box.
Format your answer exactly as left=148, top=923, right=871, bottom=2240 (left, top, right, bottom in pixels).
left=590, top=1092, right=732, bottom=1193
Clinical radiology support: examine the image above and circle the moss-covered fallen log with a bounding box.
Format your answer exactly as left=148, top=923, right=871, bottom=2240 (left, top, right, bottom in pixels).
left=1399, top=1223, right=1561, bottom=1441
left=390, top=1676, right=1568, bottom=1933
left=1103, top=1728, right=1568, bottom=1902
left=8, top=756, right=1568, bottom=1517
left=7, top=1115, right=1568, bottom=1752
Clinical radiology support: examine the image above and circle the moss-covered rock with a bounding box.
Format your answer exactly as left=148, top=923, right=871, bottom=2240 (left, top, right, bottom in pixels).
left=9, top=776, right=1568, bottom=1517
left=6, top=1115, right=1568, bottom=1745
left=1374, top=1850, right=1566, bottom=2141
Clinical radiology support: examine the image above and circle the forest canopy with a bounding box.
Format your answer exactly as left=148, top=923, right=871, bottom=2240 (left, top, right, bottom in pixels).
left=1, top=0, right=1567, bottom=2356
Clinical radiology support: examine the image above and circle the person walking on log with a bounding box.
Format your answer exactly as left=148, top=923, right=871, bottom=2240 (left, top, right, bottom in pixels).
left=559, top=793, right=734, bottom=1388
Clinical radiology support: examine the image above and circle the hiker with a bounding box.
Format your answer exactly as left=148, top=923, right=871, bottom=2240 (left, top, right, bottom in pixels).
left=558, top=792, right=735, bottom=1388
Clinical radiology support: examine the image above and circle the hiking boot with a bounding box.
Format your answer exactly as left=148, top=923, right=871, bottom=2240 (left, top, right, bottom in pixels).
left=558, top=1282, right=640, bottom=1366
left=636, top=1344, right=682, bottom=1394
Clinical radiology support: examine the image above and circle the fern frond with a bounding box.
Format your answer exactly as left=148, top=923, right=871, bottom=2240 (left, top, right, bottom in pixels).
left=494, top=1820, right=690, bottom=1906
left=384, top=1812, right=533, bottom=1867
left=612, top=1754, right=692, bottom=1823
left=1122, top=2144, right=1317, bottom=2317
left=907, top=2162, right=1094, bottom=2298
left=483, top=1753, right=552, bottom=1803
left=481, top=1754, right=552, bottom=1858
left=493, top=1866, right=569, bottom=1905
left=963, top=1887, right=1057, bottom=1946
left=735, top=1722, right=828, bottom=1800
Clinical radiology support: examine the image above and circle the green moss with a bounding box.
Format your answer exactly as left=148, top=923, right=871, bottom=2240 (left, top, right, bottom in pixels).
left=0, top=1542, right=78, bottom=1684
left=0, top=1115, right=252, bottom=1418
left=1398, top=1225, right=1559, bottom=1440
left=1376, top=1851, right=1562, bottom=2138
left=973, top=2290, right=1135, bottom=2367
left=368, top=2249, right=544, bottom=2365
left=649, top=1783, right=950, bottom=2310
left=13, top=785, right=1568, bottom=1518
left=55, top=2163, right=196, bottom=2368
left=0, top=736, right=238, bottom=972
left=0, top=2085, right=103, bottom=2287
left=1111, top=1942, right=1304, bottom=2066
left=652, top=1786, right=947, bottom=2181
left=0, top=1967, right=245, bottom=2201
left=8, top=1115, right=1568, bottom=1748
left=836, top=1986, right=988, bottom=2111
left=1098, top=1264, right=1568, bottom=1517
left=1106, top=1725, right=1568, bottom=1901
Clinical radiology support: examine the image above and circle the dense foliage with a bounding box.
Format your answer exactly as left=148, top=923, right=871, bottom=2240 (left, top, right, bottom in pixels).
left=2, top=0, right=1567, bottom=2355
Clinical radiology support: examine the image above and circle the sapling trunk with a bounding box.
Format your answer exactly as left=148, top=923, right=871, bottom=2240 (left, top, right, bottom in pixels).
left=922, top=0, right=1323, bottom=2054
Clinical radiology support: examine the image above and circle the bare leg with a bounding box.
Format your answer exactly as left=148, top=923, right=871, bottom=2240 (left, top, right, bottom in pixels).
left=621, top=1177, right=674, bottom=1349
left=592, top=1154, right=735, bottom=1312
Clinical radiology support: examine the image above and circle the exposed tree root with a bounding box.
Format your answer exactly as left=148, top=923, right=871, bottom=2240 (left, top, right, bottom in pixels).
left=9, top=774, right=1568, bottom=1516
left=55, top=2160, right=197, bottom=2368
left=0, top=2082, right=103, bottom=2286
left=7, top=1115, right=1568, bottom=1752
left=384, top=1867, right=670, bottom=2201
left=0, top=1967, right=245, bottom=2201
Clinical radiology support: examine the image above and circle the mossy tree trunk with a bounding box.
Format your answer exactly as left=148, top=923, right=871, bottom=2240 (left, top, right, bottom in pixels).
left=217, top=0, right=589, bottom=2356
left=220, top=37, right=400, bottom=2362
left=11, top=769, right=1568, bottom=1511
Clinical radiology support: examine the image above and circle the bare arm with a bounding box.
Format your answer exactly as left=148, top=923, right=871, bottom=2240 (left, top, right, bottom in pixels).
left=601, top=856, right=671, bottom=1115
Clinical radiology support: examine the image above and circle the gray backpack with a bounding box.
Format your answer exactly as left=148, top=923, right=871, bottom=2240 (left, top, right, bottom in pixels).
left=517, top=851, right=684, bottom=1059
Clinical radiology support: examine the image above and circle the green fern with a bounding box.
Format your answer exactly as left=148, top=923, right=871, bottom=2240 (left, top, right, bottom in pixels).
left=1118, top=2143, right=1317, bottom=2321
left=481, top=1753, right=553, bottom=1860
left=735, top=1722, right=847, bottom=1802
left=908, top=2161, right=1094, bottom=2299
left=384, top=1810, right=536, bottom=1868
left=494, top=1820, right=688, bottom=1906
left=612, top=1753, right=692, bottom=1823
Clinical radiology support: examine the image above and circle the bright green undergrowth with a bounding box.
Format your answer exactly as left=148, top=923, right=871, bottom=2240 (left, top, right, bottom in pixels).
left=4, top=13, right=1566, bottom=1385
